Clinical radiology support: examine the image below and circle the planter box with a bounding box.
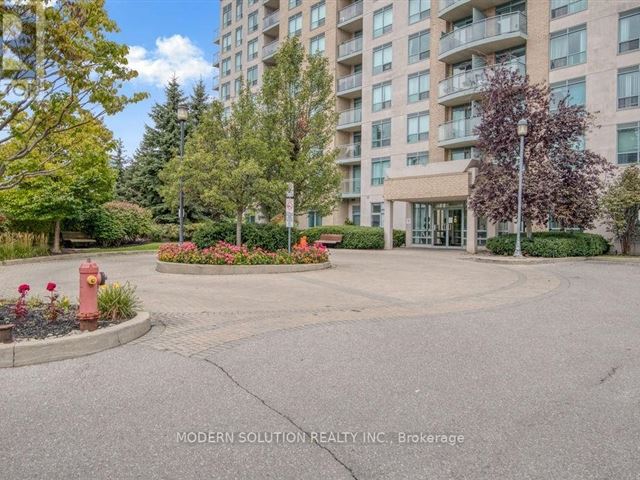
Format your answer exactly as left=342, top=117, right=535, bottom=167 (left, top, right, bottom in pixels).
left=156, top=261, right=331, bottom=275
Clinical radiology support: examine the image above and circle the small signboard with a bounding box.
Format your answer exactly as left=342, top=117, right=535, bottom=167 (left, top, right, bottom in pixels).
left=285, top=198, right=294, bottom=228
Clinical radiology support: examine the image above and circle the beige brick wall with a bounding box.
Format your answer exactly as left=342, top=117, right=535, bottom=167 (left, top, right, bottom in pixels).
left=384, top=172, right=471, bottom=202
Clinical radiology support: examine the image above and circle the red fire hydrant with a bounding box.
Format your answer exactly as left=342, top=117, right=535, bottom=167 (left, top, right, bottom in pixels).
left=78, top=259, right=106, bottom=332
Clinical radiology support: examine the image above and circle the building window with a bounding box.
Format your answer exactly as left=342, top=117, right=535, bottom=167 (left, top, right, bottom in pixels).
left=311, top=1, right=326, bottom=29
left=407, top=70, right=429, bottom=102
left=372, top=119, right=391, bottom=148
left=477, top=217, right=488, bottom=246
left=351, top=205, right=361, bottom=226
left=496, top=0, right=526, bottom=15
left=372, top=43, right=392, bottom=74
left=223, top=3, right=232, bottom=26
left=220, top=82, right=230, bottom=100
left=223, top=106, right=231, bottom=120
left=620, top=9, right=640, bottom=53
left=407, top=111, right=429, bottom=143
left=221, top=57, right=231, bottom=77
left=617, top=122, right=640, bottom=164
left=551, top=0, right=587, bottom=19
left=235, top=52, right=242, bottom=72
left=288, top=13, right=302, bottom=36
left=371, top=203, right=384, bottom=227
left=371, top=157, right=390, bottom=186
left=289, top=0, right=301, bottom=8
left=372, top=81, right=392, bottom=112
left=235, top=27, right=243, bottom=47
left=373, top=5, right=393, bottom=38
left=248, top=11, right=258, bottom=32
left=407, top=151, right=428, bottom=166
left=310, top=34, right=325, bottom=55
left=249, top=0, right=258, bottom=5
left=550, top=77, right=586, bottom=110
left=408, top=30, right=430, bottom=64
left=236, top=0, right=243, bottom=20
left=248, top=39, right=258, bottom=60
left=409, top=0, right=430, bottom=24
left=307, top=211, right=322, bottom=227
left=618, top=66, right=640, bottom=109
left=450, top=147, right=472, bottom=160
left=247, top=66, right=258, bottom=86
left=498, top=221, right=509, bottom=235
left=222, top=33, right=231, bottom=52
left=550, top=24, right=587, bottom=69
left=234, top=77, right=242, bottom=96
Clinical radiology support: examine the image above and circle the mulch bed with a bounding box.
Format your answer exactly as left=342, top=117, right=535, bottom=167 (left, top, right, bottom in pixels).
left=0, top=304, right=112, bottom=341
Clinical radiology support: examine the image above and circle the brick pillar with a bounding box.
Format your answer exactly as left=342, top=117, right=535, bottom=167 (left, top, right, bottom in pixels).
left=466, top=206, right=477, bottom=254
left=384, top=200, right=394, bottom=250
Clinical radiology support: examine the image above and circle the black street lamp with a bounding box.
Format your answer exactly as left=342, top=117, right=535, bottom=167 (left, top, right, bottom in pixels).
left=514, top=118, right=528, bottom=257
left=177, top=104, right=189, bottom=245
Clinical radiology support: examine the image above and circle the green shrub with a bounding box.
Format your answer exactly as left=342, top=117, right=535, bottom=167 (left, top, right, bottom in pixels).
left=0, top=232, right=49, bottom=260
left=103, top=201, right=153, bottom=242
left=98, top=282, right=141, bottom=322
left=486, top=232, right=610, bottom=257
left=82, top=207, right=126, bottom=247
left=393, top=229, right=406, bottom=248
left=193, top=222, right=297, bottom=250
left=301, top=225, right=404, bottom=249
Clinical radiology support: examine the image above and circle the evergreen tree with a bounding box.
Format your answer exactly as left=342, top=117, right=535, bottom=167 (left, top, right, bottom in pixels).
left=188, top=79, right=210, bottom=133
left=110, top=139, right=128, bottom=199
left=123, top=77, right=187, bottom=222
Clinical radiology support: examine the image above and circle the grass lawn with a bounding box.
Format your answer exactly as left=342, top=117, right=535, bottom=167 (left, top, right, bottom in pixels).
left=81, top=242, right=162, bottom=253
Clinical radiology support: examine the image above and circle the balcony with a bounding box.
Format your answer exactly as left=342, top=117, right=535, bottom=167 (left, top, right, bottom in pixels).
left=337, top=143, right=361, bottom=165
left=262, top=40, right=279, bottom=64
left=336, top=72, right=362, bottom=97
left=263, top=0, right=279, bottom=9
left=438, top=60, right=525, bottom=106
left=263, top=10, right=280, bottom=35
left=438, top=116, right=481, bottom=148
left=337, top=36, right=363, bottom=65
left=337, top=107, right=362, bottom=131
left=438, top=12, right=527, bottom=64
left=212, top=52, right=220, bottom=67
left=337, top=1, right=363, bottom=32
left=438, top=0, right=506, bottom=22
left=212, top=74, right=220, bottom=92
left=341, top=178, right=361, bottom=198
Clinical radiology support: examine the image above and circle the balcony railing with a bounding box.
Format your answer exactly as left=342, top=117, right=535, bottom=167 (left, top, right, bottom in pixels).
left=338, top=143, right=361, bottom=161
left=263, top=10, right=280, bottom=30
left=337, top=36, right=363, bottom=60
left=336, top=72, right=362, bottom=93
left=440, top=12, right=527, bottom=56
left=338, top=1, right=363, bottom=25
left=341, top=178, right=361, bottom=195
left=439, top=0, right=462, bottom=12
left=338, top=107, right=362, bottom=127
left=439, top=116, right=481, bottom=143
left=262, top=40, right=279, bottom=59
left=438, top=60, right=525, bottom=99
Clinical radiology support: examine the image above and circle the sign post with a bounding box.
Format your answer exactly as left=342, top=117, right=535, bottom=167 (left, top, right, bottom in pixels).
left=285, top=183, right=294, bottom=253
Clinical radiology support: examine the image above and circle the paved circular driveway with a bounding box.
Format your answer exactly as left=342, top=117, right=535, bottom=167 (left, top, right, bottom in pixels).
left=1, top=250, right=639, bottom=479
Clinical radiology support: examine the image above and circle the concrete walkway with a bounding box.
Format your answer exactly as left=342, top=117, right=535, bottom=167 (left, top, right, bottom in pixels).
left=1, top=250, right=639, bottom=479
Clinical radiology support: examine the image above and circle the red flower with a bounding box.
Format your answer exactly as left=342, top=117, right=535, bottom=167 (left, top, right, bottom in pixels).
left=17, top=284, right=30, bottom=295
left=46, top=282, right=56, bottom=292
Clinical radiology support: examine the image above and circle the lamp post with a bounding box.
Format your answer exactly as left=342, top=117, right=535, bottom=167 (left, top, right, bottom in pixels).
left=177, top=104, right=189, bottom=245
left=514, top=118, right=528, bottom=257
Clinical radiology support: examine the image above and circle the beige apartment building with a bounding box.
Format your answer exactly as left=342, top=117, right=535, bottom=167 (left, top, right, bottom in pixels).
left=214, top=0, right=640, bottom=253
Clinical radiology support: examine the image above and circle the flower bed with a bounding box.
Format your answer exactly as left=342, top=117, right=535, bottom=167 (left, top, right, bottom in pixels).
left=157, top=241, right=329, bottom=265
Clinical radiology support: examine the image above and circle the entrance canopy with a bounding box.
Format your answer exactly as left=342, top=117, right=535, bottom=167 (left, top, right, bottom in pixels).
left=383, top=159, right=478, bottom=202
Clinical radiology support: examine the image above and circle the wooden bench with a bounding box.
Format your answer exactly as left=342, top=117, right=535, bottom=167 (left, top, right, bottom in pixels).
left=314, top=234, right=343, bottom=247
left=62, top=231, right=97, bottom=248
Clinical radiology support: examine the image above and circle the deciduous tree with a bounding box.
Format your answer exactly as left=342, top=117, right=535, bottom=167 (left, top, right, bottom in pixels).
left=602, top=166, right=640, bottom=255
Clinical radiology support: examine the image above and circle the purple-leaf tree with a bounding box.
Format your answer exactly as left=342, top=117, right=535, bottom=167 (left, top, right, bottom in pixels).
left=469, top=68, right=612, bottom=231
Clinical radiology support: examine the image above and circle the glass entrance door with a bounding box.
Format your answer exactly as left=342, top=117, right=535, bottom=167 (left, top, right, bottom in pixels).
left=430, top=204, right=465, bottom=247
left=447, top=207, right=463, bottom=247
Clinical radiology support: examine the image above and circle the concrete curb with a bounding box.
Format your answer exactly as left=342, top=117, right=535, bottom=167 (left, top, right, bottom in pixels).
left=155, top=260, right=332, bottom=275
left=0, top=251, right=156, bottom=267
left=0, top=311, right=150, bottom=368
left=461, top=255, right=589, bottom=265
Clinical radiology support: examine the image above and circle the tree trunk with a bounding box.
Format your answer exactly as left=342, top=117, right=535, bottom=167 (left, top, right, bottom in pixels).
left=235, top=208, right=243, bottom=246
left=52, top=219, right=61, bottom=254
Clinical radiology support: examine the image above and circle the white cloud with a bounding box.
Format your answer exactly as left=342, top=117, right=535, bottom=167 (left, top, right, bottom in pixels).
left=127, top=35, right=212, bottom=88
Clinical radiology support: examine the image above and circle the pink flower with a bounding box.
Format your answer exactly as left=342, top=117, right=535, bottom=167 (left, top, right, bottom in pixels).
left=18, top=284, right=30, bottom=295
left=46, top=282, right=56, bottom=292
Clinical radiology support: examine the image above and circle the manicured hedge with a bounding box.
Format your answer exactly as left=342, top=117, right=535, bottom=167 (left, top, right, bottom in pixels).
left=486, top=232, right=610, bottom=257
left=82, top=202, right=153, bottom=247
left=193, top=222, right=298, bottom=251
left=301, top=225, right=406, bottom=249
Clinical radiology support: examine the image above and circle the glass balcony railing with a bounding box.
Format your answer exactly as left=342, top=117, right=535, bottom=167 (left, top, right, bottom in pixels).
left=336, top=72, right=362, bottom=93
left=262, top=40, right=279, bottom=59
left=439, top=116, right=480, bottom=143
left=263, top=10, right=279, bottom=30
left=440, top=12, right=527, bottom=57
left=439, top=0, right=463, bottom=12
left=338, top=1, right=363, bottom=25
left=438, top=60, right=525, bottom=99
left=341, top=178, right=361, bottom=195
left=337, top=37, right=363, bottom=60
left=337, top=143, right=361, bottom=161
left=337, top=107, right=362, bottom=127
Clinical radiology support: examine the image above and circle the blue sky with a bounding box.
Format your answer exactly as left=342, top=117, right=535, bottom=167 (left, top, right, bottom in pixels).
left=104, top=0, right=220, bottom=160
